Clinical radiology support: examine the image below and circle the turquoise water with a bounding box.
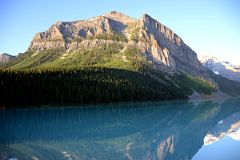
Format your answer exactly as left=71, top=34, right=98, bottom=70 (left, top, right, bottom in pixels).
left=1, top=99, right=240, bottom=160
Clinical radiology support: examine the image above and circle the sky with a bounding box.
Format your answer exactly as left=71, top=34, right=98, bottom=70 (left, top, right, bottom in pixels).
left=1, top=0, right=240, bottom=65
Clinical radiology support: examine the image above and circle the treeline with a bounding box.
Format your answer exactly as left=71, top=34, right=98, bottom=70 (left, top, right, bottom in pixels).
left=0, top=67, right=189, bottom=107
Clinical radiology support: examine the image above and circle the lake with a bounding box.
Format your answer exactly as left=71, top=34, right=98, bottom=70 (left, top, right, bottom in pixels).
left=1, top=99, right=240, bottom=160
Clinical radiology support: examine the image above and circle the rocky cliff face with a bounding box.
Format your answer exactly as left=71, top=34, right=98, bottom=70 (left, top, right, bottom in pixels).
left=136, top=14, right=207, bottom=75
left=0, top=53, right=16, bottom=62
left=29, top=11, right=134, bottom=51
left=28, top=11, right=208, bottom=76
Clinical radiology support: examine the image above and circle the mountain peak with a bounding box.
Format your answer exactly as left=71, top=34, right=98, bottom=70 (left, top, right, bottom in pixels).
left=140, top=13, right=158, bottom=24
left=141, top=13, right=152, bottom=19
left=102, top=11, right=136, bottom=23
left=0, top=53, right=16, bottom=62
left=199, top=55, right=220, bottom=63
left=104, top=11, right=124, bottom=16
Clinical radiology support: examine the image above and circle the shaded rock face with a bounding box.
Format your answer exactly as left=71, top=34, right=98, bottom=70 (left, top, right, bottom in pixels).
left=28, top=11, right=208, bottom=76
left=137, top=14, right=207, bottom=75
left=0, top=53, right=16, bottom=62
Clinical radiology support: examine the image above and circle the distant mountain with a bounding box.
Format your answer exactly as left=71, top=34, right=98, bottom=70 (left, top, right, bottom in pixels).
left=1, top=11, right=240, bottom=106
left=200, top=55, right=240, bottom=82
left=0, top=53, right=16, bottom=63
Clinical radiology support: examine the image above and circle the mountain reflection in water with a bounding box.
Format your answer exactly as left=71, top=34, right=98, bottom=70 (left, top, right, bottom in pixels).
left=1, top=99, right=240, bottom=160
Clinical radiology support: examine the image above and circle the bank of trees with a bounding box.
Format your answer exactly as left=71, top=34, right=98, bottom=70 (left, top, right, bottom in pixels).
left=0, top=67, right=190, bottom=107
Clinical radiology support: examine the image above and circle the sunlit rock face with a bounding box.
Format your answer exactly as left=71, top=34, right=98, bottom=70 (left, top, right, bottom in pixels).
left=28, top=11, right=208, bottom=76
left=204, top=112, right=240, bottom=145
left=29, top=11, right=134, bottom=51
left=30, top=24, right=66, bottom=50
left=200, top=55, right=240, bottom=82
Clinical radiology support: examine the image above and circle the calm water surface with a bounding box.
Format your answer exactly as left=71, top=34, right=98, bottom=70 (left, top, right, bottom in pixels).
left=1, top=99, right=240, bottom=160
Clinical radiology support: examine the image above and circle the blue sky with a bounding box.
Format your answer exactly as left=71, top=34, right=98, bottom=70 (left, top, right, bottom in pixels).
left=1, top=0, right=240, bottom=64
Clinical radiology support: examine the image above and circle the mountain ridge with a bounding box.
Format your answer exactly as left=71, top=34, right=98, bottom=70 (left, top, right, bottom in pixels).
left=26, top=11, right=208, bottom=77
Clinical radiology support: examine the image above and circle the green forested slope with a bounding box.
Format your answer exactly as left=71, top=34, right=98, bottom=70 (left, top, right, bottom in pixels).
left=0, top=46, right=217, bottom=107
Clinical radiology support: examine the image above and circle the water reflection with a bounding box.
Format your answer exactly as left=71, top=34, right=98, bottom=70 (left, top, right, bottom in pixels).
left=193, top=106, right=240, bottom=160
left=204, top=112, right=240, bottom=145
left=0, top=99, right=240, bottom=160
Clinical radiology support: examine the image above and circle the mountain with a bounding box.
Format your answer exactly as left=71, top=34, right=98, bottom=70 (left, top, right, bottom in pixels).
left=200, top=55, right=240, bottom=82
left=11, top=11, right=208, bottom=77
left=1, top=11, right=240, bottom=107
left=0, top=53, right=16, bottom=63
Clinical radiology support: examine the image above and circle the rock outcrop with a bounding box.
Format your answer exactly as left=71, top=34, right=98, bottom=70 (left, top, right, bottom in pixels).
left=28, top=11, right=208, bottom=76
left=0, top=53, right=16, bottom=63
